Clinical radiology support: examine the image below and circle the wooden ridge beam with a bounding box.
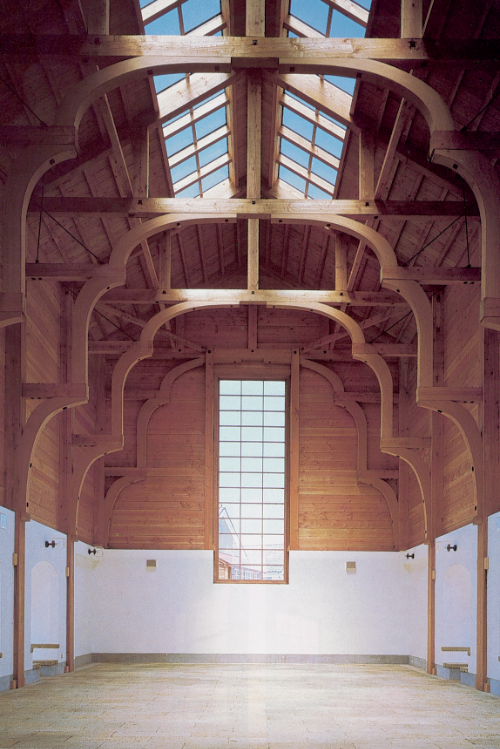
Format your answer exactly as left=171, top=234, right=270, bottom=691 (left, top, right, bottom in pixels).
left=0, top=125, right=75, bottom=146
left=2, top=36, right=499, bottom=66
left=26, top=197, right=479, bottom=218
left=431, top=131, right=500, bottom=153
left=98, top=288, right=407, bottom=306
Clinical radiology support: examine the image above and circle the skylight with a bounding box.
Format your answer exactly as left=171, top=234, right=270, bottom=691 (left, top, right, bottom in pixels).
left=141, top=0, right=231, bottom=197
left=279, top=0, right=371, bottom=199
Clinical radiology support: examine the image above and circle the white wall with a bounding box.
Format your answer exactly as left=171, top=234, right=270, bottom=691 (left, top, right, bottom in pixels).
left=74, top=541, right=99, bottom=658
left=435, top=524, right=477, bottom=675
left=487, top=511, right=500, bottom=682
left=0, top=505, right=15, bottom=686
left=24, top=520, right=67, bottom=671
left=78, top=550, right=418, bottom=657
left=403, top=543, right=428, bottom=662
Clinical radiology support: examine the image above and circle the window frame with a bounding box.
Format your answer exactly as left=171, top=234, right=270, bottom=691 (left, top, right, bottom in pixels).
left=213, top=374, right=290, bottom=584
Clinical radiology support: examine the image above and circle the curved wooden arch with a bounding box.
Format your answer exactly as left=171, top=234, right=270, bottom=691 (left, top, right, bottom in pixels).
left=386, top=446, right=430, bottom=541
left=432, top=149, right=500, bottom=328
left=301, top=359, right=368, bottom=471
left=418, top=398, right=483, bottom=520
left=136, top=357, right=205, bottom=467
left=96, top=473, right=147, bottom=547
left=54, top=56, right=454, bottom=140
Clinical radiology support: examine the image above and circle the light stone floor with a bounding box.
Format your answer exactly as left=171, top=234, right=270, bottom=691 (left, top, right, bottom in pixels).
left=0, top=663, right=500, bottom=749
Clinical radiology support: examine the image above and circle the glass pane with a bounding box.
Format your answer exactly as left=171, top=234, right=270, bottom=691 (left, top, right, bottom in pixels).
left=242, top=411, right=263, bottom=426
left=241, top=443, right=263, bottom=457
left=263, top=519, right=285, bottom=534
left=241, top=519, right=262, bottom=534
left=264, top=382, right=285, bottom=395
left=263, top=458, right=285, bottom=472
left=220, top=381, right=241, bottom=394
left=242, top=396, right=263, bottom=410
left=219, top=488, right=240, bottom=502
left=263, top=473, right=285, bottom=488
left=241, top=457, right=263, bottom=472
left=263, top=489, right=285, bottom=503
left=263, top=427, right=285, bottom=442
left=220, top=426, right=241, bottom=441
left=263, top=443, right=285, bottom=457
left=241, top=426, right=263, bottom=441
left=241, top=504, right=263, bottom=518
left=263, top=535, right=284, bottom=548
left=241, top=472, right=262, bottom=488
left=264, top=411, right=285, bottom=427
left=219, top=443, right=240, bottom=456
left=241, top=489, right=262, bottom=502
left=242, top=381, right=263, bottom=395
left=220, top=395, right=241, bottom=409
left=263, top=504, right=285, bottom=519
left=219, top=457, right=241, bottom=471
left=264, top=395, right=285, bottom=410
left=219, top=473, right=240, bottom=487
left=219, top=411, right=241, bottom=426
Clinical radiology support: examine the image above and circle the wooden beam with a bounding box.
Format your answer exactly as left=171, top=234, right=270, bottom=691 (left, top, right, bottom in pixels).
left=431, top=130, right=500, bottom=153
left=86, top=0, right=110, bottom=35
left=27, top=197, right=477, bottom=219
left=246, top=0, right=265, bottom=37
left=359, top=126, right=376, bottom=201
left=4, top=36, right=499, bottom=66
left=100, top=287, right=407, bottom=306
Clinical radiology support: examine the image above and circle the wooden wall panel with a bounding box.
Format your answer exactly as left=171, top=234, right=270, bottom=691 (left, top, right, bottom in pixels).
left=108, top=368, right=206, bottom=549
left=298, top=368, right=394, bottom=551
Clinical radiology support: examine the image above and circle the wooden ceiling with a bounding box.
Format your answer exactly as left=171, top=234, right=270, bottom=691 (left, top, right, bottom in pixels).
left=0, top=0, right=498, bottom=350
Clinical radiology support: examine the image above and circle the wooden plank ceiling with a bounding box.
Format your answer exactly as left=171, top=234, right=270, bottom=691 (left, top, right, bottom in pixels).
left=1, top=0, right=496, bottom=355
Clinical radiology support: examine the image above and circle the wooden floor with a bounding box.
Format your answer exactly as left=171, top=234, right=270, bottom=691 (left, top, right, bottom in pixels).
left=1, top=663, right=499, bottom=748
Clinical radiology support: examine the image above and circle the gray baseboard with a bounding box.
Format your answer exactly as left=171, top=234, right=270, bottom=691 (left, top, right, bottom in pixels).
left=0, top=674, right=13, bottom=692
left=24, top=668, right=40, bottom=685
left=75, top=653, right=93, bottom=669
left=90, top=653, right=411, bottom=665
left=408, top=655, right=427, bottom=671
left=460, top=671, right=476, bottom=688
left=39, top=663, right=65, bottom=677
left=490, top=678, right=500, bottom=697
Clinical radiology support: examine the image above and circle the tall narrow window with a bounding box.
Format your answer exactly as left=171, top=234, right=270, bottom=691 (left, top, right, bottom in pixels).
left=217, top=380, right=287, bottom=582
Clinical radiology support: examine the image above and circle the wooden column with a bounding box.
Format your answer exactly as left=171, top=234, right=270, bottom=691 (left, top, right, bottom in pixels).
left=66, top=535, right=75, bottom=673
left=204, top=351, right=214, bottom=550
left=5, top=324, right=26, bottom=689
left=60, top=287, right=76, bottom=672
left=401, top=0, right=422, bottom=37
left=159, top=232, right=172, bottom=291
left=289, top=350, right=300, bottom=550
left=476, top=328, right=499, bottom=690
left=428, top=291, right=444, bottom=675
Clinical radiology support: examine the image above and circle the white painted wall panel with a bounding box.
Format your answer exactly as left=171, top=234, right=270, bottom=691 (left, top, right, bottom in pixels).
left=0, top=505, right=15, bottom=685
left=84, top=550, right=414, bottom=656
left=435, top=524, right=477, bottom=675
left=487, top=511, right=500, bottom=682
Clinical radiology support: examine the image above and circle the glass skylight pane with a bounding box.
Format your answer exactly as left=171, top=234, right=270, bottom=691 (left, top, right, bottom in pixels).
left=182, top=0, right=221, bottom=32
left=324, top=75, right=356, bottom=95
left=290, top=0, right=329, bottom=33
left=195, top=108, right=226, bottom=139
left=282, top=108, right=314, bottom=140
left=311, top=157, right=337, bottom=184
left=171, top=155, right=197, bottom=183
left=280, top=140, right=310, bottom=170
left=199, top=138, right=228, bottom=168
left=356, top=0, right=372, bottom=8
left=140, top=0, right=153, bottom=7
left=176, top=182, right=201, bottom=198
left=315, top=128, right=343, bottom=158
left=308, top=183, right=333, bottom=199
left=202, top=164, right=229, bottom=192
left=154, top=73, right=185, bottom=93
left=166, top=127, right=194, bottom=156
left=279, top=165, right=306, bottom=193
left=145, top=9, right=181, bottom=34
left=330, top=9, right=365, bottom=37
